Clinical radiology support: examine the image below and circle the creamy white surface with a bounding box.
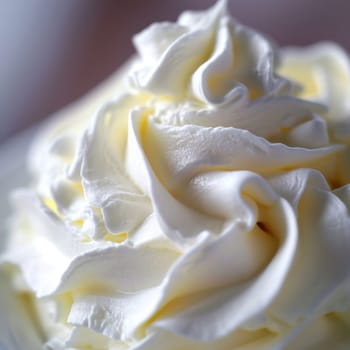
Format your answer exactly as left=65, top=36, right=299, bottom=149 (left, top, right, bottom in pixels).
left=2, top=0, right=350, bottom=349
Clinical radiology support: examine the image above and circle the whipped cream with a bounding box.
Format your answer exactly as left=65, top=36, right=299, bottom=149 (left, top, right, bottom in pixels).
left=2, top=1, right=350, bottom=349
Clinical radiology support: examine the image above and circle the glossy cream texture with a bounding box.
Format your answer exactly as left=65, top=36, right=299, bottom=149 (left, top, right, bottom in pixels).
left=2, top=1, right=350, bottom=349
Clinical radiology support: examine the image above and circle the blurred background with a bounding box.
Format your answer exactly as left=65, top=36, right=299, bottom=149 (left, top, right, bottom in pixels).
left=0, top=0, right=349, bottom=145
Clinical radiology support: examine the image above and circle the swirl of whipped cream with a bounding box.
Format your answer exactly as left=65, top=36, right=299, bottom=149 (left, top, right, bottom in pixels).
left=279, top=42, right=350, bottom=143
left=131, top=0, right=291, bottom=104
left=2, top=1, right=350, bottom=349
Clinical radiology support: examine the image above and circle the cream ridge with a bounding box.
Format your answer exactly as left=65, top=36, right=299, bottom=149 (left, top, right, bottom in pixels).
left=2, top=1, right=350, bottom=349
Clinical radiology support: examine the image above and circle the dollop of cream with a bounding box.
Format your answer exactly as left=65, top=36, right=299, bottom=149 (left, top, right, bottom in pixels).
left=2, top=1, right=350, bottom=349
